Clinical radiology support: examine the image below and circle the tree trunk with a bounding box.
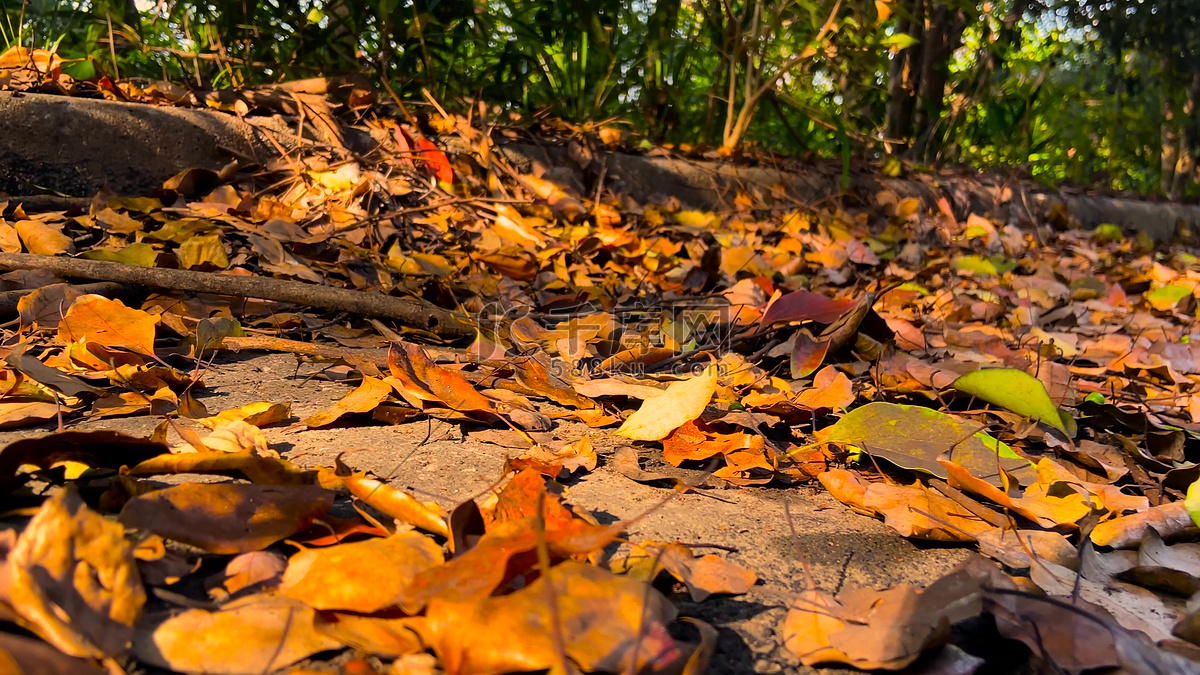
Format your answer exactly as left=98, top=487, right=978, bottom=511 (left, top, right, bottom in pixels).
left=1171, top=71, right=1200, bottom=197
left=884, top=0, right=924, bottom=151
left=1162, top=60, right=1180, bottom=197
left=642, top=0, right=683, bottom=137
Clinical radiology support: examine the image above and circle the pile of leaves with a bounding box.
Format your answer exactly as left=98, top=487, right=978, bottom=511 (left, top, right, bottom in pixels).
left=4, top=55, right=1200, bottom=673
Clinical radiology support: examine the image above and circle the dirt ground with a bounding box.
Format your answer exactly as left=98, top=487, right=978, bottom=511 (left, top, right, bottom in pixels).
left=0, top=351, right=989, bottom=674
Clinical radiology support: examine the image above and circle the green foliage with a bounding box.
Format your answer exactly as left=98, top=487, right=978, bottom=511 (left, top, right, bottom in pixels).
left=2, top=0, right=1198, bottom=196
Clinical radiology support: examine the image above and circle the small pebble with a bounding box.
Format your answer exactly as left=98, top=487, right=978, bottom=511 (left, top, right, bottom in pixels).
left=753, top=659, right=782, bottom=674
left=748, top=638, right=776, bottom=655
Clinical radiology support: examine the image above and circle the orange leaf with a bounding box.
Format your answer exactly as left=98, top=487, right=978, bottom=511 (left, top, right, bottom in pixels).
left=279, top=531, right=444, bottom=611
left=414, top=136, right=454, bottom=184
left=58, top=295, right=159, bottom=356
left=421, top=562, right=683, bottom=675
left=396, top=516, right=622, bottom=614
left=338, top=458, right=450, bottom=537
left=133, top=595, right=341, bottom=675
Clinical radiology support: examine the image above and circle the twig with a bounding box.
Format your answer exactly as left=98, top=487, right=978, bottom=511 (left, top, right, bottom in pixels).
left=0, top=253, right=475, bottom=340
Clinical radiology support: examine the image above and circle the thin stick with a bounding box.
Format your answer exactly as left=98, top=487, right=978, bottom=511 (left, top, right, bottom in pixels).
left=0, top=253, right=475, bottom=340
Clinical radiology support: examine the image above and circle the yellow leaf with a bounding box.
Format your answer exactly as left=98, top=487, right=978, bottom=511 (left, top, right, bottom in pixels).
left=177, top=233, right=230, bottom=269
left=9, top=488, right=145, bottom=659
left=0, top=221, right=22, bottom=252
left=617, top=365, right=718, bottom=441
left=198, top=401, right=292, bottom=429
left=14, top=220, right=74, bottom=255
left=304, top=376, right=393, bottom=427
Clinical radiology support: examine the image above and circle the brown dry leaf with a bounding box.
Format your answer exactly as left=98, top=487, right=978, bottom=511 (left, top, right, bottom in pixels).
left=572, top=377, right=665, bottom=399
left=305, top=375, right=394, bottom=427
left=279, top=531, right=444, bottom=612
left=58, top=295, right=160, bottom=356
left=510, top=352, right=596, bottom=409
left=782, top=557, right=996, bottom=669
left=613, top=445, right=691, bottom=490
left=118, top=483, right=333, bottom=554
left=0, top=429, right=168, bottom=491
left=16, top=283, right=90, bottom=331
left=0, top=400, right=60, bottom=431
left=128, top=449, right=315, bottom=485
left=617, top=364, right=718, bottom=441
left=14, top=219, right=74, bottom=255
left=818, top=469, right=993, bottom=542
left=177, top=232, right=230, bottom=268
left=388, top=341, right=498, bottom=412
left=614, top=541, right=757, bottom=601
left=511, top=436, right=597, bottom=477
left=133, top=594, right=341, bottom=675
left=662, top=420, right=763, bottom=467
left=337, top=458, right=450, bottom=537
left=420, top=561, right=683, bottom=675
left=1091, top=501, right=1196, bottom=549
left=0, top=632, right=108, bottom=675
left=8, top=488, right=145, bottom=659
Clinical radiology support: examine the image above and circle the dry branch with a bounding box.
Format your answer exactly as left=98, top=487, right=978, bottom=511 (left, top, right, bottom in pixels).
left=0, top=253, right=475, bottom=340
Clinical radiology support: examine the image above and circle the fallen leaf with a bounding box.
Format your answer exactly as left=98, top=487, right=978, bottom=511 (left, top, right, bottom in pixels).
left=177, top=233, right=230, bottom=268
left=128, top=449, right=315, bottom=485
left=8, top=488, right=145, bottom=659
left=0, top=632, right=108, bottom=675
left=198, top=401, right=291, bottom=429
left=133, top=594, right=341, bottom=675
left=795, top=365, right=855, bottom=410
left=280, top=531, right=444, bottom=611
left=337, top=457, right=450, bottom=537
left=951, top=368, right=1069, bottom=434
left=815, top=401, right=1034, bottom=487
left=782, top=556, right=998, bottom=669
left=209, top=550, right=287, bottom=599
left=761, top=289, right=853, bottom=326
left=305, top=376, right=394, bottom=427
left=614, top=541, right=757, bottom=601
left=1091, top=500, right=1196, bottom=549
left=421, top=561, right=683, bottom=675
left=14, top=220, right=74, bottom=255
left=396, top=515, right=623, bottom=613
left=314, top=610, right=427, bottom=658
left=0, top=430, right=167, bottom=491
left=119, top=483, right=333, bottom=554
left=617, top=365, right=717, bottom=441
left=58, top=295, right=160, bottom=356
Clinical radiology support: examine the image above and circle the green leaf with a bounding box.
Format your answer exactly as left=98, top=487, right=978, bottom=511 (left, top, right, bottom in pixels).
left=882, top=33, right=919, bottom=50
left=951, top=368, right=1070, bottom=435
left=1093, top=223, right=1123, bottom=243
left=81, top=242, right=159, bottom=267
left=953, top=255, right=1012, bottom=277
left=1084, top=392, right=1106, bottom=404
left=1187, top=478, right=1200, bottom=529
left=1145, top=285, right=1194, bottom=312
left=815, top=402, right=1034, bottom=487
